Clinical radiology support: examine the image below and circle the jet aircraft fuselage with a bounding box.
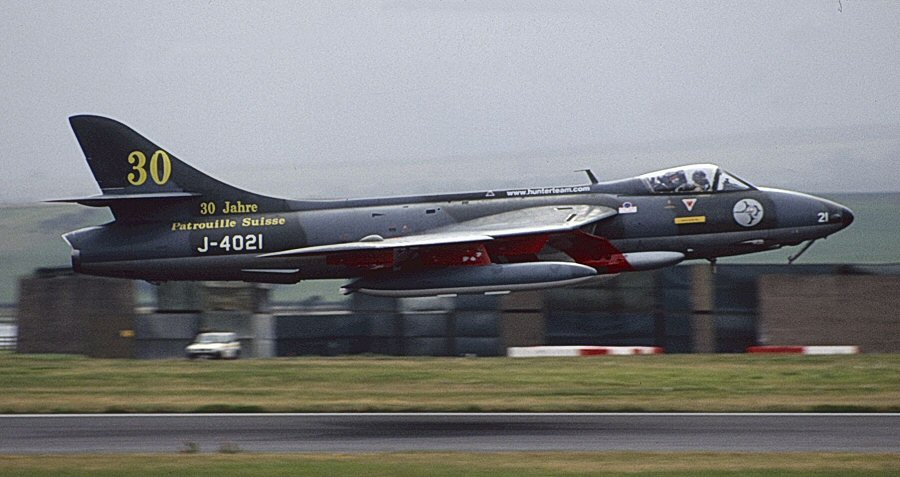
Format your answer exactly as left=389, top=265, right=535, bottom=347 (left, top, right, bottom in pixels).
left=58, top=116, right=854, bottom=297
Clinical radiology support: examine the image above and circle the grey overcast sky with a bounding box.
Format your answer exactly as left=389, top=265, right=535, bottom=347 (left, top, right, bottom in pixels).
left=2, top=0, right=899, bottom=203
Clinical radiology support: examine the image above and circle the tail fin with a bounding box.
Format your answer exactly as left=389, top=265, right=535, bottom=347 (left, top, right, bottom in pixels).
left=56, top=115, right=285, bottom=222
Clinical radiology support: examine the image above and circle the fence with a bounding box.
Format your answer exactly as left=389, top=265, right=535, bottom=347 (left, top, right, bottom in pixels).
left=0, top=323, right=15, bottom=351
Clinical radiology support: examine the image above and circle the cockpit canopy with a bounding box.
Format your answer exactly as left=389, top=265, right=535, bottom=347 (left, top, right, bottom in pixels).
left=638, top=164, right=754, bottom=194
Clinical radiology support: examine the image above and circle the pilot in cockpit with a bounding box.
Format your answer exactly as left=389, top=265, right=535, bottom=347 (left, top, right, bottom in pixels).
left=692, top=170, right=711, bottom=191
left=652, top=170, right=688, bottom=192
left=674, top=169, right=711, bottom=193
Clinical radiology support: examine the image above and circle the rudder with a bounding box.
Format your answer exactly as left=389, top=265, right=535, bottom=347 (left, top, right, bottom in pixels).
left=61, top=115, right=285, bottom=222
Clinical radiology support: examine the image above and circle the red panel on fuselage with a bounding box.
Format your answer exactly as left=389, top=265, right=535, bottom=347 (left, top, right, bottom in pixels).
left=551, top=230, right=634, bottom=273
left=326, top=250, right=395, bottom=269
left=419, top=243, right=491, bottom=267
left=485, top=235, right=549, bottom=262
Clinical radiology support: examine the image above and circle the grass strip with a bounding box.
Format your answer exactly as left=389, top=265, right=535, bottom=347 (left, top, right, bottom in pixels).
left=0, top=452, right=898, bottom=477
left=1, top=354, right=898, bottom=413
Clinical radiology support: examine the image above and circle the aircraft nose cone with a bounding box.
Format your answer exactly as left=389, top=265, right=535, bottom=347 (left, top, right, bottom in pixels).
left=840, top=206, right=854, bottom=228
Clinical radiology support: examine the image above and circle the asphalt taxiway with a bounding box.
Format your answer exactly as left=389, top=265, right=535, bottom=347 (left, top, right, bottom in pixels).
left=1, top=413, right=898, bottom=454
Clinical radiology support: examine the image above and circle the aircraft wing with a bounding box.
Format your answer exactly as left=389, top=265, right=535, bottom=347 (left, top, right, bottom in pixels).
left=260, top=204, right=616, bottom=258
left=430, top=204, right=615, bottom=237
left=260, top=232, right=496, bottom=256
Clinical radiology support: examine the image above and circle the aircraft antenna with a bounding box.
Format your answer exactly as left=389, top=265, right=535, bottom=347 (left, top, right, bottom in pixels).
left=576, top=169, right=599, bottom=184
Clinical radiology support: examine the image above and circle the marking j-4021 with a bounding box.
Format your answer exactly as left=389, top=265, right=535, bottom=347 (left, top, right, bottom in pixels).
left=197, top=234, right=263, bottom=254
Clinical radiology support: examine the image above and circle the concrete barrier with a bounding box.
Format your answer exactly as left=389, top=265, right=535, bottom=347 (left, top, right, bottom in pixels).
left=508, top=345, right=664, bottom=357
left=747, top=345, right=860, bottom=355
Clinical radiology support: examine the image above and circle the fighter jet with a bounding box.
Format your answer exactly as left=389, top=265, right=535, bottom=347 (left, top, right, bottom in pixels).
left=55, top=115, right=854, bottom=297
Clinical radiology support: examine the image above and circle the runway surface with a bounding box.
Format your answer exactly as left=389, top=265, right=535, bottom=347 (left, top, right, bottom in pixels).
left=1, top=413, right=898, bottom=454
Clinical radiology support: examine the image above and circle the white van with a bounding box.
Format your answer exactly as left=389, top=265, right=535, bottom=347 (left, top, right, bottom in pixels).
left=185, top=332, right=241, bottom=359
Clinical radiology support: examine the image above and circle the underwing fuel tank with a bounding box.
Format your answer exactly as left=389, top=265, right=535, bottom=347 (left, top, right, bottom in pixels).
left=341, top=262, right=598, bottom=298
left=621, top=251, right=685, bottom=271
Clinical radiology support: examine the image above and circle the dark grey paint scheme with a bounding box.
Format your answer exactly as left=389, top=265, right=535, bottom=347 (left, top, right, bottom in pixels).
left=57, top=116, right=854, bottom=297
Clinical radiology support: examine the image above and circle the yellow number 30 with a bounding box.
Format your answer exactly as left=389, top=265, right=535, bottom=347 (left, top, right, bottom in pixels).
left=127, top=150, right=172, bottom=186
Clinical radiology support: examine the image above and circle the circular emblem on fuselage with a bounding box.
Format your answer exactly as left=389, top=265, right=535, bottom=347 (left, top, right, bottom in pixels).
left=733, top=198, right=764, bottom=227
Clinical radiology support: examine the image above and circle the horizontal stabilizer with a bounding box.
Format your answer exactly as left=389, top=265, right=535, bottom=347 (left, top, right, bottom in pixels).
left=49, top=192, right=200, bottom=207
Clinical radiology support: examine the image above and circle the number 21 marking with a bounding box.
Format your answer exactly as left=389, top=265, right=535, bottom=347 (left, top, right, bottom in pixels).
left=817, top=212, right=829, bottom=223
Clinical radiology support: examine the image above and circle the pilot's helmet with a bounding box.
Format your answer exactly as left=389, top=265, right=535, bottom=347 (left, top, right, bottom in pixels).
left=664, top=171, right=685, bottom=184
left=692, top=170, right=710, bottom=188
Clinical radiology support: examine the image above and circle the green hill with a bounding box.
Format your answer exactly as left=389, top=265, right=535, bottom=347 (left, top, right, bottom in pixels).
left=0, top=204, right=111, bottom=304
